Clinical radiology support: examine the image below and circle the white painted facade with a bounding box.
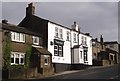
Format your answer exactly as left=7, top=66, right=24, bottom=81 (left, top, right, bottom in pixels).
left=48, top=21, right=93, bottom=65
left=48, top=22, right=71, bottom=64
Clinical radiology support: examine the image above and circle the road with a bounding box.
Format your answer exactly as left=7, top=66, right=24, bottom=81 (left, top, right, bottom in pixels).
left=2, top=64, right=119, bottom=81
left=43, top=64, right=119, bottom=80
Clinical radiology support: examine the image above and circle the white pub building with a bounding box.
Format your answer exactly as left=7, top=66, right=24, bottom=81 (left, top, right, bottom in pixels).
left=48, top=21, right=92, bottom=72
left=19, top=3, right=93, bottom=72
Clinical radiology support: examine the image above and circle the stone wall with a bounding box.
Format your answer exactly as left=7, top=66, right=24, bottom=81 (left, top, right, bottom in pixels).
left=9, top=67, right=37, bottom=79
left=0, top=29, right=2, bottom=80
left=102, top=60, right=110, bottom=66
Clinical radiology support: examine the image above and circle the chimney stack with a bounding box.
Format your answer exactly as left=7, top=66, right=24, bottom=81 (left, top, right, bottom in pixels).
left=85, top=33, right=90, bottom=36
left=100, top=35, right=103, bottom=43
left=95, top=38, right=98, bottom=41
left=2, top=19, right=8, bottom=24
left=26, top=3, right=35, bottom=16
left=71, top=21, right=80, bottom=32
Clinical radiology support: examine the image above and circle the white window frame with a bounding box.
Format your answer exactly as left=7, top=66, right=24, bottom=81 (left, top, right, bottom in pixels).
left=73, top=33, right=76, bottom=42
left=58, top=46, right=63, bottom=57
left=84, top=37, right=87, bottom=45
left=11, top=52, right=25, bottom=65
left=11, top=31, right=25, bottom=43
left=54, top=45, right=58, bottom=56
left=55, top=27, right=58, bottom=38
left=66, top=31, right=70, bottom=41
left=32, top=36, right=39, bottom=45
left=81, top=36, right=84, bottom=44
left=44, top=55, right=49, bottom=65
left=59, top=28, right=63, bottom=39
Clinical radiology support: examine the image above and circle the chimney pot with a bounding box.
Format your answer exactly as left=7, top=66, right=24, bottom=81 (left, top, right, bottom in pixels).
left=26, top=3, right=35, bottom=16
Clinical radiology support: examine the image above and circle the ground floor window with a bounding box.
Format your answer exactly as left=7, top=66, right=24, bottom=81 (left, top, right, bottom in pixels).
left=54, top=39, right=64, bottom=57
left=54, top=45, right=63, bottom=57
left=44, top=55, right=50, bottom=65
left=109, top=53, right=114, bottom=61
left=11, top=52, right=25, bottom=65
left=83, top=47, right=88, bottom=62
left=84, top=50, right=88, bottom=61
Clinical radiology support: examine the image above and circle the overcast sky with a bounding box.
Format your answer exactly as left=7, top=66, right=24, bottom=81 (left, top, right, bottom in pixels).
left=1, top=2, right=118, bottom=42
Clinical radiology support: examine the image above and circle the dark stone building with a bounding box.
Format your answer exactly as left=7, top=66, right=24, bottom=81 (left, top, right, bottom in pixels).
left=92, top=35, right=119, bottom=66
left=1, top=21, right=54, bottom=79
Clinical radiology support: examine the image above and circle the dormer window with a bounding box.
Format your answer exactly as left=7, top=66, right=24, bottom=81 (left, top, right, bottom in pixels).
left=33, top=36, right=39, bottom=45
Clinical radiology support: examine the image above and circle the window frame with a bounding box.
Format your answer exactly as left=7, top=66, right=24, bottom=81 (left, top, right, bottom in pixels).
left=44, top=55, right=49, bottom=65
left=11, top=52, right=25, bottom=65
left=73, top=33, right=77, bottom=42
left=54, top=45, right=63, bottom=57
left=32, top=36, right=39, bottom=45
left=55, top=27, right=58, bottom=38
left=66, top=31, right=70, bottom=41
left=11, top=31, right=25, bottom=43
left=59, top=28, right=63, bottom=39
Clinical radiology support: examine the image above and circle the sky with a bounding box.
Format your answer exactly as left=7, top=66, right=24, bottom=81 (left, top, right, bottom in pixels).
left=1, top=1, right=119, bottom=42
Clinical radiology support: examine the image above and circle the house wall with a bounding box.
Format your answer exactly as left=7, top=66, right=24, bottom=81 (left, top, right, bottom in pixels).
left=41, top=55, right=54, bottom=76
left=106, top=43, right=119, bottom=52
left=0, top=29, right=2, bottom=80
left=73, top=48, right=79, bottom=63
left=106, top=43, right=119, bottom=63
left=48, top=22, right=93, bottom=66
left=2, top=28, right=54, bottom=79
left=79, top=34, right=92, bottom=65
left=71, top=31, right=79, bottom=47
left=48, top=22, right=71, bottom=64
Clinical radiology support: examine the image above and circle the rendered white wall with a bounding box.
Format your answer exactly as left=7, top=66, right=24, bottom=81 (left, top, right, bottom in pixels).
left=79, top=34, right=93, bottom=65
left=48, top=22, right=71, bottom=64
left=48, top=22, right=93, bottom=65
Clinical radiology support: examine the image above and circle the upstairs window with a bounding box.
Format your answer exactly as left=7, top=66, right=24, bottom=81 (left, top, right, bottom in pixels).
left=55, top=27, right=63, bottom=39
left=81, top=36, right=87, bottom=45
left=109, top=44, right=114, bottom=48
left=81, top=36, right=84, bottom=44
left=59, top=29, right=63, bottom=39
left=55, top=27, right=58, bottom=38
left=33, top=36, right=39, bottom=45
left=73, top=33, right=77, bottom=42
left=11, top=31, right=25, bottom=43
left=84, top=37, right=87, bottom=45
left=66, top=31, right=70, bottom=41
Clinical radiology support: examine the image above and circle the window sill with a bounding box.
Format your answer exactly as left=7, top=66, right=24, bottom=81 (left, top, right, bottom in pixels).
left=54, top=36, right=63, bottom=40
left=12, top=40, right=25, bottom=43
left=66, top=40, right=70, bottom=42
left=73, top=41, right=77, bottom=43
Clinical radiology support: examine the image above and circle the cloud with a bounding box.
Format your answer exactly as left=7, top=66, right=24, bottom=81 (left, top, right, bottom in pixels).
left=2, top=2, right=118, bottom=41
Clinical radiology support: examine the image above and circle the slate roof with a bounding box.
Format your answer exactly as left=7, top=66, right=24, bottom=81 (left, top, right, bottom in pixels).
left=104, top=41, right=119, bottom=44
left=18, top=15, right=92, bottom=37
left=1, top=23, right=42, bottom=37
left=32, top=47, right=52, bottom=55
